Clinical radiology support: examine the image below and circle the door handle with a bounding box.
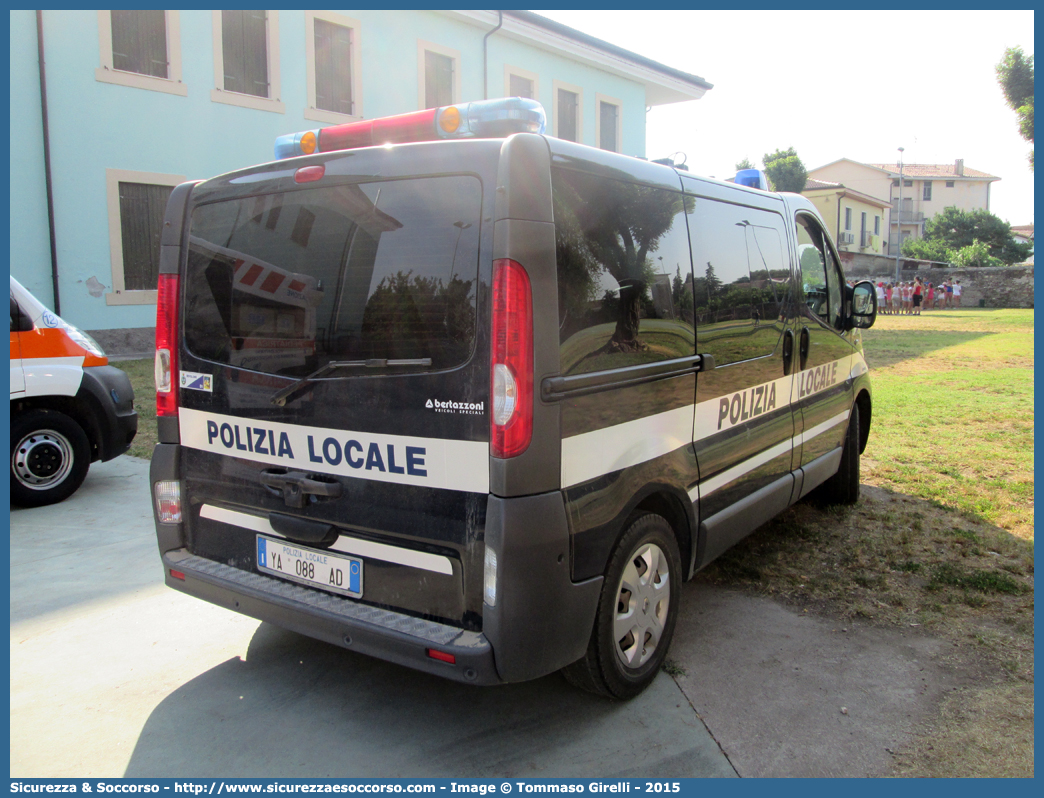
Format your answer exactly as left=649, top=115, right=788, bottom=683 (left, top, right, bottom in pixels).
left=799, top=327, right=810, bottom=371
left=782, top=330, right=794, bottom=376
left=260, top=469, right=342, bottom=509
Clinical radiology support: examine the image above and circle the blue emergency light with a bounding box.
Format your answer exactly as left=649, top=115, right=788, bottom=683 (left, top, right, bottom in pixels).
left=734, top=168, right=771, bottom=191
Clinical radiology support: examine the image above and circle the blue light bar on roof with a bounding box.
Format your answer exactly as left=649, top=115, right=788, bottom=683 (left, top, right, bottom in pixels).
left=273, top=98, right=547, bottom=160
left=735, top=168, right=770, bottom=191
left=437, top=97, right=546, bottom=139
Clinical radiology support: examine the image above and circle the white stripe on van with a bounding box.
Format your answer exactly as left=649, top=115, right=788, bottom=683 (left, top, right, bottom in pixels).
left=200, top=504, right=454, bottom=575
left=688, top=409, right=851, bottom=501
left=179, top=408, right=489, bottom=494
left=561, top=352, right=865, bottom=491
left=561, top=404, right=695, bottom=489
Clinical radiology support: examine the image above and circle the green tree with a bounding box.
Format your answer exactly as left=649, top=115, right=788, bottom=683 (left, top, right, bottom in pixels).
left=735, top=158, right=755, bottom=171
left=762, top=147, right=808, bottom=193
left=951, top=240, right=1004, bottom=269
left=995, top=47, right=1034, bottom=169
left=900, top=237, right=953, bottom=263
left=901, top=206, right=1033, bottom=265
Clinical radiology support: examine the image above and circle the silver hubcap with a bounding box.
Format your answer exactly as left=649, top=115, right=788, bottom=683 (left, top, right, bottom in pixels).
left=613, top=542, right=670, bottom=670
left=12, top=429, right=74, bottom=490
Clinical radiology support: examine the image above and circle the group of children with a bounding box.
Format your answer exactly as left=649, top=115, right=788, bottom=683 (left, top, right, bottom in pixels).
left=874, top=277, right=962, bottom=315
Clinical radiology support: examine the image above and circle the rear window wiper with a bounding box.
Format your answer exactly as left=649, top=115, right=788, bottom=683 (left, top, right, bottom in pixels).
left=270, top=358, right=432, bottom=406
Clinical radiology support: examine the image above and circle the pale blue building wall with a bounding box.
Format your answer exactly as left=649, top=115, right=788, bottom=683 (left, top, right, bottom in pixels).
left=9, top=11, right=53, bottom=305
left=10, top=10, right=651, bottom=337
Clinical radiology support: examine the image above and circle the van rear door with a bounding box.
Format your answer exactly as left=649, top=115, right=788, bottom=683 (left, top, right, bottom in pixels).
left=174, top=142, right=501, bottom=629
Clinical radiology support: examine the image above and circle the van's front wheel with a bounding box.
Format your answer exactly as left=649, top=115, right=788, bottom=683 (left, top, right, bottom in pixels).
left=815, top=403, right=861, bottom=506
left=562, top=513, right=681, bottom=699
left=11, top=410, right=91, bottom=507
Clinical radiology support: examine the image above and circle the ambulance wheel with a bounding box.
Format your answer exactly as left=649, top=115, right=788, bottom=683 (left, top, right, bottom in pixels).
left=10, top=410, right=91, bottom=507
left=562, top=513, right=681, bottom=700
left=816, top=403, right=860, bottom=506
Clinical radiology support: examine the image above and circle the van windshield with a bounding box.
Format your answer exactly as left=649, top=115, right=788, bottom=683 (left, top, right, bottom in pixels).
left=183, top=175, right=482, bottom=377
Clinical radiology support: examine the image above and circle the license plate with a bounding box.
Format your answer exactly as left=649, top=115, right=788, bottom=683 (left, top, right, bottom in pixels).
left=256, top=535, right=362, bottom=598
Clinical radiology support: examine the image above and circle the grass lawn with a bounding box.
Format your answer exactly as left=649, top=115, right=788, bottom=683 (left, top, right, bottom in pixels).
left=699, top=308, right=1034, bottom=777
left=118, top=357, right=157, bottom=460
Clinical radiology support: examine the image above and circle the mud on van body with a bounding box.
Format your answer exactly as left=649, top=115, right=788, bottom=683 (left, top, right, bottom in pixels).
left=150, top=114, right=876, bottom=698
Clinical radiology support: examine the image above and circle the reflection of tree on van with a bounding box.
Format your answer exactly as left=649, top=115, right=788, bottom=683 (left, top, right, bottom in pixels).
left=553, top=170, right=693, bottom=362
left=360, top=270, right=475, bottom=362
left=799, top=244, right=829, bottom=317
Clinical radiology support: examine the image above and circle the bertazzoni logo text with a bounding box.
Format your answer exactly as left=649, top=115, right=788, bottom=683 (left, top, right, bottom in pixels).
left=425, top=398, right=485, bottom=415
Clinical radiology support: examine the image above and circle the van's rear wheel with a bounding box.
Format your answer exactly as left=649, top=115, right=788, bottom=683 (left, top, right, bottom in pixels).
left=562, top=513, right=681, bottom=699
left=815, top=403, right=860, bottom=506
left=11, top=410, right=91, bottom=507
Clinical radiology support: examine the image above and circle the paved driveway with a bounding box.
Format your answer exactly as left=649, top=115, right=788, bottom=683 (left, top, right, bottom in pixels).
left=11, top=457, right=974, bottom=778
left=9, top=457, right=734, bottom=778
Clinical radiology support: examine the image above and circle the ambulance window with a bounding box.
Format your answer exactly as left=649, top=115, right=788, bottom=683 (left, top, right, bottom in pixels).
left=552, top=168, right=695, bottom=376
left=687, top=200, right=791, bottom=366
left=10, top=295, right=31, bottom=333
left=796, top=215, right=842, bottom=330
left=183, top=175, right=482, bottom=376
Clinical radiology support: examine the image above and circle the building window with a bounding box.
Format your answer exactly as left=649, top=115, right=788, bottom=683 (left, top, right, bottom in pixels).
left=211, top=10, right=284, bottom=113
left=95, top=11, right=185, bottom=96
left=844, top=207, right=852, bottom=230
left=923, top=181, right=932, bottom=201
left=553, top=80, right=583, bottom=143
left=105, top=168, right=185, bottom=305
left=597, top=94, right=621, bottom=152
left=874, top=215, right=880, bottom=235
left=904, top=179, right=913, bottom=187
left=222, top=11, right=268, bottom=97
left=418, top=40, right=460, bottom=109
left=305, top=11, right=362, bottom=123
left=946, top=180, right=955, bottom=188
left=505, top=65, right=539, bottom=100
left=892, top=179, right=899, bottom=187
left=112, top=10, right=166, bottom=77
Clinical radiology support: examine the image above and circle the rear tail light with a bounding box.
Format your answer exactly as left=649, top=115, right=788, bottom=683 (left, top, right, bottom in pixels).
left=155, top=273, right=179, bottom=417
left=169, top=569, right=186, bottom=581
left=490, top=259, right=533, bottom=458
left=154, top=480, right=182, bottom=523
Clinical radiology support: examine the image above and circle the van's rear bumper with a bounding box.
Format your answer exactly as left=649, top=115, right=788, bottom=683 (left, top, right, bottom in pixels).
left=152, top=444, right=603, bottom=686
left=162, top=548, right=502, bottom=685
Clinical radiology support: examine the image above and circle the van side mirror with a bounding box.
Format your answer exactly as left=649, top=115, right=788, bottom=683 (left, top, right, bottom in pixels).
left=847, top=281, right=877, bottom=329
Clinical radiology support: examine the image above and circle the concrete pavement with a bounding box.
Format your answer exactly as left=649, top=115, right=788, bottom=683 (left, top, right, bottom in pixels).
left=10, top=457, right=976, bottom=777
left=10, top=457, right=734, bottom=779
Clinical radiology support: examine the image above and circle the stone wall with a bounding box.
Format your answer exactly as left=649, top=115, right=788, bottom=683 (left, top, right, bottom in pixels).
left=838, top=253, right=1034, bottom=309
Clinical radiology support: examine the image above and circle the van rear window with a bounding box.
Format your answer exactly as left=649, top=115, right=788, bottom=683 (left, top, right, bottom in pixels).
left=183, top=176, right=481, bottom=377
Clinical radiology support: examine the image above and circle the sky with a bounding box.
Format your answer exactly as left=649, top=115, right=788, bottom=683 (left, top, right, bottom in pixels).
left=537, top=9, right=1035, bottom=225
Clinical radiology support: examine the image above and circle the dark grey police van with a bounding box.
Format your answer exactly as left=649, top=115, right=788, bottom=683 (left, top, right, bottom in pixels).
left=149, top=97, right=877, bottom=698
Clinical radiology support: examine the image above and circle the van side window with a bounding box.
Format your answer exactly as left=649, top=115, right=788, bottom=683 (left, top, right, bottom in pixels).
left=796, top=215, right=842, bottom=330
left=552, top=168, right=695, bottom=376
left=688, top=200, right=792, bottom=366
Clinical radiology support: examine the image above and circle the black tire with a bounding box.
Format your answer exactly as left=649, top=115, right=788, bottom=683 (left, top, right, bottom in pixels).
left=815, top=403, right=860, bottom=506
left=10, top=409, right=91, bottom=507
left=562, top=513, right=682, bottom=699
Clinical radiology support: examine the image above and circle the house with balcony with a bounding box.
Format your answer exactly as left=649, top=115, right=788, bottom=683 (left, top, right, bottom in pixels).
left=801, top=178, right=892, bottom=259
left=10, top=9, right=711, bottom=353
left=808, top=158, right=1001, bottom=257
